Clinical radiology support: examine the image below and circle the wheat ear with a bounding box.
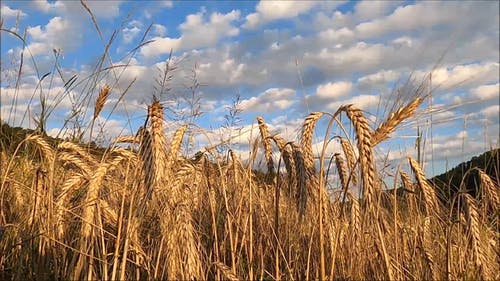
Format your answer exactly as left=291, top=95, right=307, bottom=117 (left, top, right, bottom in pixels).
left=93, top=84, right=110, bottom=120
left=478, top=170, right=499, bottom=208
left=408, top=157, right=438, bottom=215
left=270, top=135, right=296, bottom=191
left=337, top=105, right=377, bottom=210
left=166, top=124, right=188, bottom=169
left=462, top=194, right=490, bottom=280
left=372, top=97, right=423, bottom=146
left=334, top=153, right=348, bottom=191
left=257, top=116, right=275, bottom=175
left=340, top=137, right=357, bottom=185
left=25, top=134, right=55, bottom=163
left=300, top=112, right=323, bottom=173
left=142, top=99, right=168, bottom=197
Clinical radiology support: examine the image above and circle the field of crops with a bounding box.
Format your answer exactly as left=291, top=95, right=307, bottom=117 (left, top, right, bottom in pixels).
left=1, top=89, right=498, bottom=280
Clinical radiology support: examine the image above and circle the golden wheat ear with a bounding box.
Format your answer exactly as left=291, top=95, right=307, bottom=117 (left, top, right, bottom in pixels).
left=93, top=84, right=111, bottom=120
left=408, top=157, right=438, bottom=215
left=337, top=105, right=377, bottom=211
left=257, top=116, right=275, bottom=175
left=372, top=97, right=423, bottom=146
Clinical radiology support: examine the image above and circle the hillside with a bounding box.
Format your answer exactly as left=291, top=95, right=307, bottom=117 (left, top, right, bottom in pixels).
left=431, top=148, right=500, bottom=201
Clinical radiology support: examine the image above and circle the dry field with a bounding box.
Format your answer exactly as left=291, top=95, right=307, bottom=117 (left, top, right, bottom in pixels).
left=0, top=84, right=499, bottom=280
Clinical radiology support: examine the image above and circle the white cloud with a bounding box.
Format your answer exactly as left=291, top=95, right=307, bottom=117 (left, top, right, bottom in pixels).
left=180, top=10, right=240, bottom=49
left=32, top=0, right=122, bottom=19
left=152, top=23, right=167, bottom=37
left=240, top=88, right=296, bottom=112
left=353, top=0, right=402, bottom=22
left=355, top=1, right=497, bottom=39
left=243, top=1, right=318, bottom=29
left=357, top=70, right=400, bottom=90
left=428, top=62, right=500, bottom=90
left=470, top=83, right=499, bottom=101
left=481, top=105, right=499, bottom=119
left=318, top=27, right=355, bottom=44
left=122, top=20, right=142, bottom=44
left=140, top=10, right=240, bottom=58
left=315, top=81, right=352, bottom=99
left=1, top=5, right=27, bottom=18
left=27, top=16, right=82, bottom=56
left=328, top=94, right=379, bottom=111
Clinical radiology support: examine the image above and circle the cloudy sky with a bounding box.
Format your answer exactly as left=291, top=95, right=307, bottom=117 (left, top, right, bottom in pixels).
left=1, top=0, right=499, bottom=177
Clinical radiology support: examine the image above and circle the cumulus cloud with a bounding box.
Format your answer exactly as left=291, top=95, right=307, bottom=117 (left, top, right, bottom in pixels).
left=357, top=70, right=400, bottom=90
left=315, top=81, right=352, bottom=99
left=140, top=9, right=240, bottom=58
left=355, top=1, right=498, bottom=39
left=470, top=83, right=499, bottom=101
left=240, top=88, right=296, bottom=112
left=1, top=4, right=27, bottom=18
left=152, top=23, right=167, bottom=37
left=243, top=1, right=319, bottom=29
left=353, top=0, right=403, bottom=22
left=26, top=16, right=82, bottom=56
left=122, top=20, right=142, bottom=44
left=32, top=0, right=122, bottom=19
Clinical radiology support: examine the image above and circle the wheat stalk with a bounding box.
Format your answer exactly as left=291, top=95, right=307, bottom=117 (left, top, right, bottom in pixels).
left=257, top=116, right=275, bottom=175
left=478, top=170, right=499, bottom=208
left=167, top=124, right=188, bottom=169
left=372, top=97, right=423, bottom=146
left=337, top=105, right=377, bottom=210
left=270, top=135, right=296, bottom=192
left=300, top=112, right=323, bottom=173
left=408, top=157, right=437, bottom=215
left=462, top=193, right=490, bottom=280
left=340, top=137, right=357, bottom=185
left=25, top=134, right=55, bottom=163
left=213, top=262, right=239, bottom=281
left=420, top=216, right=437, bottom=280
left=142, top=99, right=168, bottom=198
left=58, top=141, right=97, bottom=166
left=334, top=153, right=348, bottom=191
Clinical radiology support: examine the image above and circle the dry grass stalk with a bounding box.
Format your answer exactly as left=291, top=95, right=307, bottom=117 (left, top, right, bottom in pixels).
left=372, top=98, right=423, bottom=146
left=93, top=84, right=111, bottom=120
left=338, top=105, right=377, bottom=210
left=340, top=137, right=357, bottom=185
left=408, top=157, right=438, bottom=215
left=257, top=116, right=275, bottom=175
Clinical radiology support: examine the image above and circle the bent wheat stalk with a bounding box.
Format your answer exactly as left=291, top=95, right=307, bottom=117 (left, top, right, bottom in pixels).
left=372, top=97, right=423, bottom=146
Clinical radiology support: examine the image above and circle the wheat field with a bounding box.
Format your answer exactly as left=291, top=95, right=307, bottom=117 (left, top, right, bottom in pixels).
left=0, top=85, right=499, bottom=280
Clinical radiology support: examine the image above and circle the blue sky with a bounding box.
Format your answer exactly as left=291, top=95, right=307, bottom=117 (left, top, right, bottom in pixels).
left=1, top=0, right=499, bottom=177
